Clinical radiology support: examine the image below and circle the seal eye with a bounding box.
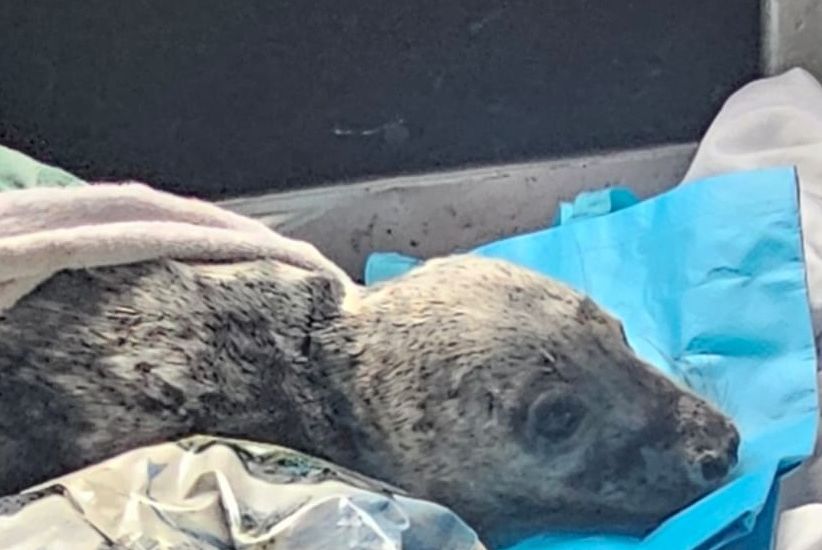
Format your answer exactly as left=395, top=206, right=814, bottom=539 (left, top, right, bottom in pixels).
left=527, top=392, right=586, bottom=441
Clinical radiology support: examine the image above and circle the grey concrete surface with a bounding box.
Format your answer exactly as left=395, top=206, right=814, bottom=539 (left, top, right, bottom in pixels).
left=222, top=142, right=696, bottom=278
left=763, top=0, right=822, bottom=80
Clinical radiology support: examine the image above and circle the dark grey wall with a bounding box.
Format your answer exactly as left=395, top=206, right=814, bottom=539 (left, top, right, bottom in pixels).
left=0, top=1, right=760, bottom=199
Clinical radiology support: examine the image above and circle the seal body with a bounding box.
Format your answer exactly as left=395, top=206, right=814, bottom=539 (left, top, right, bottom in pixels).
left=0, top=255, right=739, bottom=548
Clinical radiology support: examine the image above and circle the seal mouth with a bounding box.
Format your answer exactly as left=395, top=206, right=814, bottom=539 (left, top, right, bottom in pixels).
left=686, top=420, right=741, bottom=489
left=700, top=454, right=731, bottom=482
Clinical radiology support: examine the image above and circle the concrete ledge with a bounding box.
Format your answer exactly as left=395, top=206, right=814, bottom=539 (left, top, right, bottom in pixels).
left=763, top=0, right=822, bottom=80
left=222, top=143, right=696, bottom=278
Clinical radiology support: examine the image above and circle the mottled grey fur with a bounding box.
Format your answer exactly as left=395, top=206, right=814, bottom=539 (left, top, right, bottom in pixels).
left=0, top=255, right=738, bottom=548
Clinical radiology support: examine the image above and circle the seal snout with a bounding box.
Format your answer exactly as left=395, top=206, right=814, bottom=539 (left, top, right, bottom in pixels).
left=675, top=396, right=740, bottom=489
left=699, top=454, right=730, bottom=482
left=696, top=422, right=739, bottom=483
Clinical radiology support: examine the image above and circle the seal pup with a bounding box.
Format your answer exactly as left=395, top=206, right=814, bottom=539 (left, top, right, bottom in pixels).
left=0, top=254, right=739, bottom=548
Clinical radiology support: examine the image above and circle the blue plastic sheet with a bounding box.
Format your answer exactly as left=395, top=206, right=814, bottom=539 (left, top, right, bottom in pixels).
left=551, top=186, right=639, bottom=227
left=364, top=168, right=818, bottom=550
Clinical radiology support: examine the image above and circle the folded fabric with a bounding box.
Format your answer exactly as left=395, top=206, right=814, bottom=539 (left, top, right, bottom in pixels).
left=777, top=504, right=822, bottom=550
left=365, top=167, right=818, bottom=550
left=0, top=435, right=484, bottom=550
left=0, top=144, right=87, bottom=191
left=0, top=181, right=356, bottom=312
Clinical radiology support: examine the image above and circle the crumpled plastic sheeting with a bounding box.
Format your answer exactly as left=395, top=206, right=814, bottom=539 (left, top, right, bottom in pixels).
left=365, top=168, right=818, bottom=550
left=682, top=68, right=822, bottom=345
left=550, top=186, right=639, bottom=227
left=674, top=68, right=822, bottom=550
left=0, top=435, right=485, bottom=550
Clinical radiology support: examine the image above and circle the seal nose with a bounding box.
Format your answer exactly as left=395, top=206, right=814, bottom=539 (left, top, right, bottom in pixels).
left=699, top=427, right=739, bottom=483
left=699, top=454, right=730, bottom=482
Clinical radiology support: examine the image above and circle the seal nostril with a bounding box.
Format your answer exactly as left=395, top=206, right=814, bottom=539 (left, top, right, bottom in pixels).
left=700, top=455, right=729, bottom=482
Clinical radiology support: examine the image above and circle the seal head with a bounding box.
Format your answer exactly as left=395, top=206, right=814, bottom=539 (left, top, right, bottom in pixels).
left=334, top=256, right=740, bottom=547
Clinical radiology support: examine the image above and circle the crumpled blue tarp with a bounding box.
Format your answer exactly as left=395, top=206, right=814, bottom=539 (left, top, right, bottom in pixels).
left=364, top=168, right=818, bottom=550
left=551, top=186, right=639, bottom=227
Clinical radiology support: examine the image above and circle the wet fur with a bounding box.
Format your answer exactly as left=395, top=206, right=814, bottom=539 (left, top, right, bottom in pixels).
left=0, top=256, right=739, bottom=547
